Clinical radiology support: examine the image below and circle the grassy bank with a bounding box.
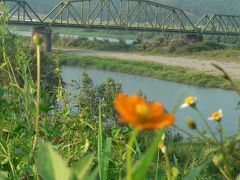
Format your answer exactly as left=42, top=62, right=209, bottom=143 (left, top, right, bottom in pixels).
left=58, top=54, right=240, bottom=90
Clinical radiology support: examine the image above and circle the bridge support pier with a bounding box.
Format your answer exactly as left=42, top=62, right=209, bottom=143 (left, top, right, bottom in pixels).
left=186, top=34, right=203, bottom=44
left=32, top=26, right=52, bottom=52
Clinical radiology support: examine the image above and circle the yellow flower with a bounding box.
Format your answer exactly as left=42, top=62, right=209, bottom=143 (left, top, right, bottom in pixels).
left=158, top=134, right=166, bottom=154
left=208, top=109, right=223, bottom=121
left=180, top=96, right=197, bottom=108
left=114, top=93, right=176, bottom=130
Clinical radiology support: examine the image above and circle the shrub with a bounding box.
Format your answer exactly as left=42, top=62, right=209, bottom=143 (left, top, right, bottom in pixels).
left=166, top=38, right=187, bottom=52
left=186, top=41, right=226, bottom=53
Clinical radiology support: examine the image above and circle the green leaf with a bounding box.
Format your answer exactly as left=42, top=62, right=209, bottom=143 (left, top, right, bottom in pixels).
left=85, top=167, right=99, bottom=180
left=40, top=102, right=53, bottom=113
left=134, top=140, right=142, bottom=156
left=73, top=153, right=95, bottom=179
left=37, top=141, right=71, bottom=180
left=98, top=106, right=103, bottom=179
left=0, top=63, right=7, bottom=71
left=237, top=175, right=240, bottom=180
left=102, top=137, right=112, bottom=180
left=0, top=171, right=8, bottom=180
left=0, top=87, right=5, bottom=98
left=132, top=129, right=165, bottom=180
left=183, top=160, right=209, bottom=180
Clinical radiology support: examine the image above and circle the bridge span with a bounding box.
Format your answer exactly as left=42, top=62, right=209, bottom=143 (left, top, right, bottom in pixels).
left=2, top=0, right=240, bottom=51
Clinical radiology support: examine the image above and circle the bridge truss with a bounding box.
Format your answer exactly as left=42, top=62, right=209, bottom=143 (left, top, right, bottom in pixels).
left=196, top=14, right=240, bottom=36
left=42, top=0, right=197, bottom=33
left=2, top=0, right=240, bottom=36
left=2, top=0, right=42, bottom=23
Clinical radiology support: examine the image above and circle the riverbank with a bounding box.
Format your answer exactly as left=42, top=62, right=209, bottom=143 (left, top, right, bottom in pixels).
left=58, top=53, right=240, bottom=90
left=57, top=49, right=240, bottom=79
left=12, top=28, right=240, bottom=64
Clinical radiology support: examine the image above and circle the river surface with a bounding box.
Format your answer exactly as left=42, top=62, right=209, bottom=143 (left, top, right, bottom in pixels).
left=14, top=30, right=135, bottom=45
left=62, top=66, right=240, bottom=136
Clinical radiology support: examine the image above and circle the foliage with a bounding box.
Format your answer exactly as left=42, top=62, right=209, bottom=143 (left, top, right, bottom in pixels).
left=54, top=36, right=133, bottom=52
left=186, top=41, right=226, bottom=53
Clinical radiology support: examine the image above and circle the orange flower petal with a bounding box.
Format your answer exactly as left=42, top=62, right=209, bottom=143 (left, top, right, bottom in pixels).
left=114, top=93, right=176, bottom=130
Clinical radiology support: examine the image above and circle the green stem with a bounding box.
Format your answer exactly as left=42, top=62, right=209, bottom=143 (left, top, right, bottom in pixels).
left=2, top=35, right=18, bottom=84
left=218, top=166, right=231, bottom=180
left=155, top=149, right=160, bottom=180
left=221, top=150, right=233, bottom=179
left=30, top=45, right=41, bottom=162
left=36, top=45, right=41, bottom=139
left=164, top=151, right=172, bottom=180
left=195, top=129, right=209, bottom=141
left=195, top=108, right=218, bottom=142
left=127, top=129, right=139, bottom=180
left=218, top=122, right=223, bottom=146
left=172, top=125, right=193, bottom=137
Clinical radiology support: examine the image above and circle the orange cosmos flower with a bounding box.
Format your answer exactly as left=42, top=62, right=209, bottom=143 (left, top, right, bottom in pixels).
left=114, top=93, right=175, bottom=130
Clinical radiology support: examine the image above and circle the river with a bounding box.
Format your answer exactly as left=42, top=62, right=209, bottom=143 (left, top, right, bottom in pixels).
left=62, top=66, right=240, bottom=136
left=14, top=30, right=135, bottom=45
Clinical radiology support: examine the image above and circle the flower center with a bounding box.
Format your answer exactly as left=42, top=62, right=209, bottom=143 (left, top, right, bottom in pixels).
left=136, top=104, right=151, bottom=120
left=185, top=96, right=196, bottom=105
left=212, top=112, right=222, bottom=120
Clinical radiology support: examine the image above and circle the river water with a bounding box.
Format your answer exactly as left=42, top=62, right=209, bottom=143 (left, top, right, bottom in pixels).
left=62, top=66, right=240, bottom=136
left=14, top=30, right=135, bottom=45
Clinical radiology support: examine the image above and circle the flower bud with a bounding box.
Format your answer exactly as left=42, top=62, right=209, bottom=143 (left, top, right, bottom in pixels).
left=33, top=33, right=44, bottom=46
left=185, top=119, right=197, bottom=129
left=212, top=154, right=224, bottom=167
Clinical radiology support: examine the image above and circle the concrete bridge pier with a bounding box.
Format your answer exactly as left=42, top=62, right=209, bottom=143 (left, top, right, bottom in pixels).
left=32, top=26, right=52, bottom=52
left=186, top=34, right=203, bottom=44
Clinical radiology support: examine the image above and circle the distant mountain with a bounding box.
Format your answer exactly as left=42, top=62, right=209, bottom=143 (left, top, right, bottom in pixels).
left=26, top=0, right=61, bottom=14
left=157, top=0, right=240, bottom=17
left=25, top=0, right=240, bottom=20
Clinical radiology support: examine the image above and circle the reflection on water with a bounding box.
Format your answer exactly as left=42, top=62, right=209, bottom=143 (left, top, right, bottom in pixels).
left=62, top=66, right=240, bottom=135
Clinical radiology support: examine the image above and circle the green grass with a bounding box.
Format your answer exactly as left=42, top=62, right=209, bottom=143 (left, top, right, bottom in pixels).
left=188, top=49, right=240, bottom=63
left=58, top=53, right=240, bottom=90
left=144, top=49, right=240, bottom=63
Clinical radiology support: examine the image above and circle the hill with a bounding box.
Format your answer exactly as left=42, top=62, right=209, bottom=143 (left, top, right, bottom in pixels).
left=157, top=0, right=240, bottom=17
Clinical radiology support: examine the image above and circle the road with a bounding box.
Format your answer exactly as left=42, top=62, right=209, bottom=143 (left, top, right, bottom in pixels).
left=57, top=48, right=240, bottom=80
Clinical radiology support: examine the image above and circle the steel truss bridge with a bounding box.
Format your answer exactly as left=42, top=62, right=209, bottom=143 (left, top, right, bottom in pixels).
left=2, top=0, right=240, bottom=36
